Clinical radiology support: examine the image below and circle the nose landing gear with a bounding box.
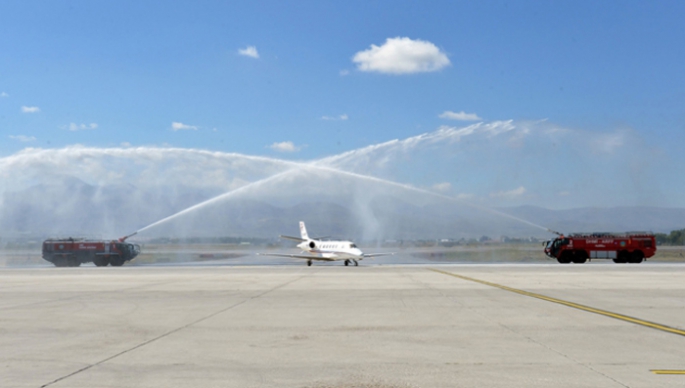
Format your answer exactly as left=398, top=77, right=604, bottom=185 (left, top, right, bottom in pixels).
left=307, top=260, right=312, bottom=267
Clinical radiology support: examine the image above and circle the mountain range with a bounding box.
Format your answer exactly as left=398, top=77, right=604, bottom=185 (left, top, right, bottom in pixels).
left=1, top=177, right=683, bottom=240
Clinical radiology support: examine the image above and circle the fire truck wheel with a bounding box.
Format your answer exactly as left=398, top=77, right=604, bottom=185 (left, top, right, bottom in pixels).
left=110, top=258, right=125, bottom=267
left=68, top=258, right=81, bottom=267
left=93, top=258, right=109, bottom=267
left=557, top=252, right=572, bottom=264
left=614, top=251, right=628, bottom=264
left=572, top=255, right=587, bottom=264
left=613, top=251, right=628, bottom=263
left=629, top=251, right=644, bottom=264
left=54, top=258, right=67, bottom=267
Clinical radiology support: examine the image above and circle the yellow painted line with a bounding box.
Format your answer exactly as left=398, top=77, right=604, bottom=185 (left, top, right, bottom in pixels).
left=651, top=370, right=685, bottom=375
left=429, top=268, right=685, bottom=338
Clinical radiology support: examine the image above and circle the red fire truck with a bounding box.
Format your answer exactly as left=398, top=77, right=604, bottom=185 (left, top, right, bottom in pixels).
left=42, top=233, right=140, bottom=267
left=544, top=233, right=656, bottom=264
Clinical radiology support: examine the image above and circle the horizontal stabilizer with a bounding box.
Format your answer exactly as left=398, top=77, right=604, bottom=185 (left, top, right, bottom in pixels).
left=280, top=235, right=306, bottom=242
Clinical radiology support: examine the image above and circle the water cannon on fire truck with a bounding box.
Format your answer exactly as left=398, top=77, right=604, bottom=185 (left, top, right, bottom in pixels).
left=118, top=232, right=138, bottom=243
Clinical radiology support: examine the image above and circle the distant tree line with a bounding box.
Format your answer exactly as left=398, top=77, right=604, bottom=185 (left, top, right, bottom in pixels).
left=655, top=229, right=685, bottom=245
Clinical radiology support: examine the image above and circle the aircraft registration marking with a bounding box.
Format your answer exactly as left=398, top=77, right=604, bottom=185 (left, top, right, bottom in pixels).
left=429, top=268, right=685, bottom=338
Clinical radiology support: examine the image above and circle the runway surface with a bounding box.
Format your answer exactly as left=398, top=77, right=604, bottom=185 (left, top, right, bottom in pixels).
left=2, top=263, right=685, bottom=387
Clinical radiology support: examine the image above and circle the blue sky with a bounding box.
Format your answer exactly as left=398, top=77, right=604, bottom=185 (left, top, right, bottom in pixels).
left=1, top=1, right=685, bottom=208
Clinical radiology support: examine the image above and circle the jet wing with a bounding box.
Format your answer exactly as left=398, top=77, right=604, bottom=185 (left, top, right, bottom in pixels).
left=257, top=253, right=337, bottom=261
left=362, top=252, right=395, bottom=258
left=279, top=235, right=306, bottom=242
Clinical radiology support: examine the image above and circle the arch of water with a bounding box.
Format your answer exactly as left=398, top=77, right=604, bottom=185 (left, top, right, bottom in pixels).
left=136, top=159, right=551, bottom=236
left=0, top=121, right=554, bottom=238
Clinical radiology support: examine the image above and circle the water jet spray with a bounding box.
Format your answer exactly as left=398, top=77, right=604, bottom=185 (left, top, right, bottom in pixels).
left=133, top=162, right=556, bottom=236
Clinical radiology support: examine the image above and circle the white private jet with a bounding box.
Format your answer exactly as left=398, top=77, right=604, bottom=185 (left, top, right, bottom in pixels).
left=258, top=221, right=394, bottom=266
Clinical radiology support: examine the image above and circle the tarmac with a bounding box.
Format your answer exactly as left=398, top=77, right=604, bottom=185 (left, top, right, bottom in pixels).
left=2, top=261, right=685, bottom=388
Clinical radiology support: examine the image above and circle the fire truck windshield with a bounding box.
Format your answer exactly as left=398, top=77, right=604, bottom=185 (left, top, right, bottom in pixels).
left=545, top=240, right=555, bottom=249
left=545, top=237, right=569, bottom=258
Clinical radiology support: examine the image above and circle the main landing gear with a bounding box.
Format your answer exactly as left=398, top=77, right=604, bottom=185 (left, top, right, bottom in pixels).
left=344, top=260, right=359, bottom=267
left=307, top=260, right=312, bottom=267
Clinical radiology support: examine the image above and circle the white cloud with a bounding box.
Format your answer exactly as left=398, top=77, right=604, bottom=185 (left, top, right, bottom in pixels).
left=1, top=92, right=8, bottom=98
left=21, top=106, right=40, bottom=113
left=321, top=114, right=348, bottom=121
left=431, top=182, right=451, bottom=193
left=439, top=110, right=482, bottom=121
left=8, top=135, right=36, bottom=142
left=339, top=69, right=350, bottom=76
left=490, top=186, right=526, bottom=199
left=352, top=37, right=450, bottom=74
left=171, top=122, right=198, bottom=131
left=238, top=46, right=259, bottom=59
left=268, top=141, right=301, bottom=153
left=121, top=142, right=132, bottom=147
left=66, top=123, right=98, bottom=131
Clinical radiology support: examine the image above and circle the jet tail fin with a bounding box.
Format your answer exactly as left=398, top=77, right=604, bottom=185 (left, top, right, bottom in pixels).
left=299, top=221, right=309, bottom=240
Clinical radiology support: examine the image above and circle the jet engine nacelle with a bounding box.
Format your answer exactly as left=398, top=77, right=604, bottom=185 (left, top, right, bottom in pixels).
left=309, top=241, right=316, bottom=249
